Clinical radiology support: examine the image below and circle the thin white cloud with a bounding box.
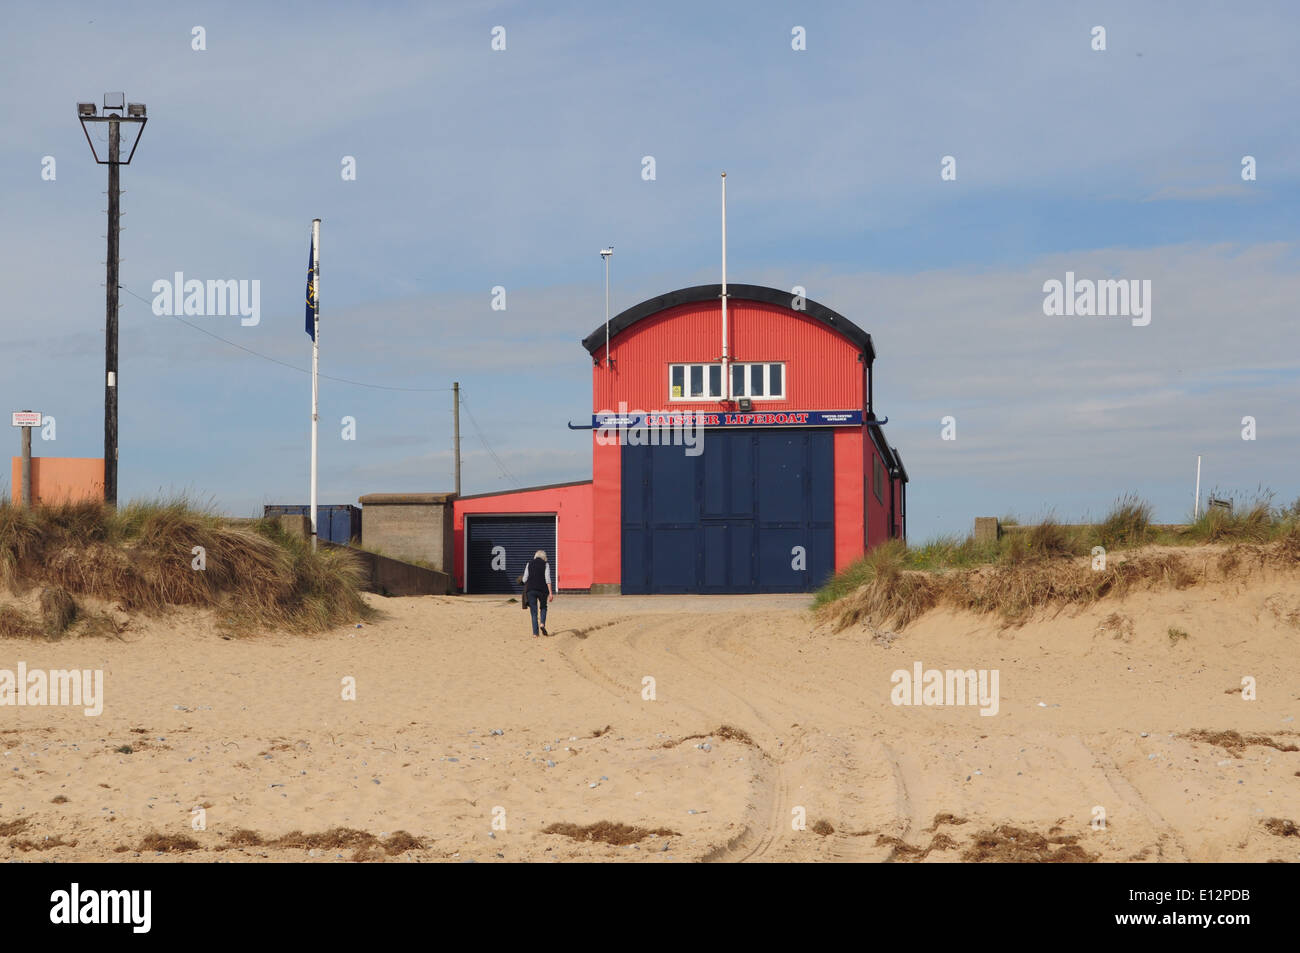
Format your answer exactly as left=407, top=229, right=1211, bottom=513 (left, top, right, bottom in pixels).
left=1142, top=183, right=1255, bottom=202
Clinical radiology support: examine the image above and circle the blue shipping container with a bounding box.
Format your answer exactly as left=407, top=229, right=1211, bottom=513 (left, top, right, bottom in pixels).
left=263, top=504, right=362, bottom=545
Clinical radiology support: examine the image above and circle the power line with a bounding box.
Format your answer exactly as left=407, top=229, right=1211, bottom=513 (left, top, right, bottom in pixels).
left=118, top=283, right=452, bottom=393
left=459, top=391, right=517, bottom=483
left=117, top=281, right=519, bottom=486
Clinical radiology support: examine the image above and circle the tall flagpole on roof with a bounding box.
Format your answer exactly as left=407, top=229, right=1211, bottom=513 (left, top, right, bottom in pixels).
left=721, top=172, right=729, bottom=401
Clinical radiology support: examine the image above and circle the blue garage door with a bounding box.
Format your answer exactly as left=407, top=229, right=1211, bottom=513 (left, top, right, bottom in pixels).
left=465, top=515, right=557, bottom=594
left=621, top=429, right=835, bottom=594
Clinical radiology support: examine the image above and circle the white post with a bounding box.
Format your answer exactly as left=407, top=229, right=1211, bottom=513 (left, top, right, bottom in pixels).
left=601, top=247, right=613, bottom=367
left=721, top=171, right=729, bottom=400
left=1194, top=454, right=1201, bottom=519
left=310, top=218, right=321, bottom=552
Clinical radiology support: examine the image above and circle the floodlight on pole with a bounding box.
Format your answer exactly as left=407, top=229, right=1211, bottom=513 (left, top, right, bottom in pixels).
left=78, top=92, right=147, bottom=165
left=77, top=91, right=148, bottom=507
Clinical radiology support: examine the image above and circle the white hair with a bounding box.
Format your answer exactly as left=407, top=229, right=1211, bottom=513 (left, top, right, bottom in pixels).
left=534, top=550, right=548, bottom=561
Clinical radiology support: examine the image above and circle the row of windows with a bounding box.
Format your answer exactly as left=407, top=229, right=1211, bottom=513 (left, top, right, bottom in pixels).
left=669, top=363, right=785, bottom=401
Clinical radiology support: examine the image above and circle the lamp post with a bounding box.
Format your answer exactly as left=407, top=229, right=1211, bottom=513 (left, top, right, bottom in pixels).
left=600, top=246, right=613, bottom=368
left=78, top=93, right=147, bottom=507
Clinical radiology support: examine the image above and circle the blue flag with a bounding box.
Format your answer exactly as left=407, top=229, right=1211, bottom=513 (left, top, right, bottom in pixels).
left=305, top=233, right=317, bottom=340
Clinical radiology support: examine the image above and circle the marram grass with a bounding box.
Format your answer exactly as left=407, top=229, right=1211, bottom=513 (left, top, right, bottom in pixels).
left=0, top=497, right=374, bottom=636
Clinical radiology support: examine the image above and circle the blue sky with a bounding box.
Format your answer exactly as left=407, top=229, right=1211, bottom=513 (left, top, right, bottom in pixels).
left=2, top=0, right=1297, bottom=541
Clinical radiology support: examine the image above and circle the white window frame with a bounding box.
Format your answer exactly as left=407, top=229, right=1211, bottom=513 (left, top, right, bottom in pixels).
left=668, top=363, right=724, bottom=401
left=729, top=362, right=786, bottom=401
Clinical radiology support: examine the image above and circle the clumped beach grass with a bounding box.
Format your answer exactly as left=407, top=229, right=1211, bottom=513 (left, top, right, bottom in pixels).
left=1185, top=499, right=1276, bottom=543
left=1094, top=494, right=1153, bottom=549
left=818, top=493, right=1300, bottom=630
left=0, top=497, right=373, bottom=636
left=0, top=604, right=41, bottom=639
left=38, top=585, right=78, bottom=637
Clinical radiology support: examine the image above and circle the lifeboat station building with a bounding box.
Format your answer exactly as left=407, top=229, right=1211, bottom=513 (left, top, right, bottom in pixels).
left=453, top=283, right=907, bottom=594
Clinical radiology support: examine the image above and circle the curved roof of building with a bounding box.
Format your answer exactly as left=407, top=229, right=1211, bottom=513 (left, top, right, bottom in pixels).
left=580, top=283, right=874, bottom=361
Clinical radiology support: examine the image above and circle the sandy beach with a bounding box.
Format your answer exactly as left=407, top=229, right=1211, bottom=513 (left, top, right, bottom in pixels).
left=2, top=557, right=1298, bottom=862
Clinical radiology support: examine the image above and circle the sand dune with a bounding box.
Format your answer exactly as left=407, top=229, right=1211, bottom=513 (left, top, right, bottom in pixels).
left=1, top=556, right=1298, bottom=862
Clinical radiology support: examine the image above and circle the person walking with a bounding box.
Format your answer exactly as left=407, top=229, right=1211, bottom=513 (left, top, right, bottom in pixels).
left=520, top=549, right=554, bottom=637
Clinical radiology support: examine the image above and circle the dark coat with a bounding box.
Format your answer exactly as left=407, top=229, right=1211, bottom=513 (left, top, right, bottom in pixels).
left=523, top=556, right=550, bottom=593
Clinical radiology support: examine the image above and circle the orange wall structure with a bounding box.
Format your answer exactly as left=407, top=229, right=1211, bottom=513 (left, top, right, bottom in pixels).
left=10, top=457, right=104, bottom=505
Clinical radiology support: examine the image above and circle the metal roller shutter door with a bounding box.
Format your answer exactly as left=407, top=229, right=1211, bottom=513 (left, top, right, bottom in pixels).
left=465, top=515, right=557, bottom=594
left=621, top=428, right=834, bottom=594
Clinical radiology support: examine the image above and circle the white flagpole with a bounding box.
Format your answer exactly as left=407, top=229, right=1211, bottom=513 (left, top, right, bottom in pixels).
left=1194, top=454, right=1201, bottom=519
left=310, top=218, right=321, bottom=552
left=721, top=171, right=729, bottom=400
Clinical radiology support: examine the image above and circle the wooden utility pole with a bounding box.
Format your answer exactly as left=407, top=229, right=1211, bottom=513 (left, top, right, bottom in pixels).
left=104, top=116, right=120, bottom=506
left=78, top=94, right=147, bottom=508
left=452, top=381, right=461, bottom=496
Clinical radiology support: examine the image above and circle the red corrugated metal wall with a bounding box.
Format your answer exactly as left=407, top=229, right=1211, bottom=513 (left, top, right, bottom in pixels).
left=864, top=433, right=891, bottom=550
left=454, top=482, right=593, bottom=591
left=591, top=439, right=620, bottom=586
left=833, top=429, right=865, bottom=571
left=893, top=476, right=906, bottom=540
left=592, top=298, right=864, bottom=414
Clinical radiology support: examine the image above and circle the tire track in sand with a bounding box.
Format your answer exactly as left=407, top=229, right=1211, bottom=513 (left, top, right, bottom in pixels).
left=660, top=618, right=904, bottom=862
left=1066, top=736, right=1190, bottom=861
left=555, top=612, right=811, bottom=862
left=875, top=741, right=918, bottom=862
left=698, top=745, right=791, bottom=862
left=552, top=616, right=642, bottom=698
